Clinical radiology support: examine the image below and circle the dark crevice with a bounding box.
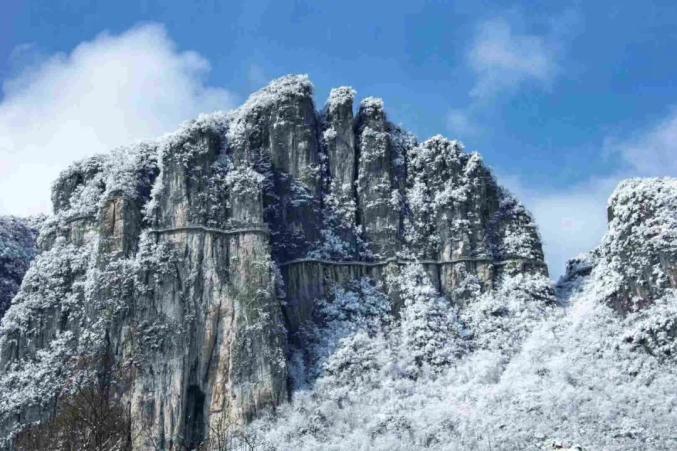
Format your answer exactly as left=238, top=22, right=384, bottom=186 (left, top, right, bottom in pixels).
left=183, top=385, right=206, bottom=449
left=352, top=114, right=363, bottom=244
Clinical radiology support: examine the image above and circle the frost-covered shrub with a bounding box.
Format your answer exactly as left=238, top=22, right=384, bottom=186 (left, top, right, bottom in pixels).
left=460, top=272, right=556, bottom=354
left=395, top=265, right=466, bottom=373
left=623, top=293, right=677, bottom=360
left=296, top=278, right=393, bottom=386
left=254, top=265, right=557, bottom=450
left=252, top=257, right=676, bottom=450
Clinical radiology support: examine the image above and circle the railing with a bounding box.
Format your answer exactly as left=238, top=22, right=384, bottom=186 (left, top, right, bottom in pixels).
left=62, top=214, right=96, bottom=224
left=279, top=256, right=545, bottom=268
left=139, top=224, right=546, bottom=268
left=148, top=225, right=270, bottom=236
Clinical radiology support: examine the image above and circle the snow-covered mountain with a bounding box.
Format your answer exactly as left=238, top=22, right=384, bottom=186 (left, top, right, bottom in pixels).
left=250, top=177, right=677, bottom=450
left=0, top=76, right=674, bottom=450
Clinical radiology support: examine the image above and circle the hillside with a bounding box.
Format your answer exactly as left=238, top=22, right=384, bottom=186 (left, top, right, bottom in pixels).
left=0, top=76, right=674, bottom=450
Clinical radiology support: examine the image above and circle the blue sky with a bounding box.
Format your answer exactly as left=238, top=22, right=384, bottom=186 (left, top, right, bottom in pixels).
left=1, top=0, right=677, bottom=275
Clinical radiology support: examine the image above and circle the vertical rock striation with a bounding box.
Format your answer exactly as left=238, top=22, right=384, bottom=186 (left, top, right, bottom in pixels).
left=0, top=217, right=40, bottom=321
left=560, top=177, right=677, bottom=314
left=0, top=75, right=549, bottom=448
left=354, top=97, right=407, bottom=257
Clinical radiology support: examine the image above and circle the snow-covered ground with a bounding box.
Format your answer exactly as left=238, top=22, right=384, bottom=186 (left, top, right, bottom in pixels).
left=250, top=179, right=677, bottom=450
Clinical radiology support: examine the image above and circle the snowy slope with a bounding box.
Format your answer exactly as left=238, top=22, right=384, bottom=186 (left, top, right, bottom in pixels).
left=250, top=178, right=677, bottom=450
left=0, top=75, right=674, bottom=451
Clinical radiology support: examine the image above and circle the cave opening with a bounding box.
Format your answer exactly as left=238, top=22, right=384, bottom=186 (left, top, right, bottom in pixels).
left=183, top=384, right=206, bottom=449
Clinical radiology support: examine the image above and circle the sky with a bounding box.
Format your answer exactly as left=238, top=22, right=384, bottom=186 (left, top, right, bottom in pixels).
left=1, top=0, right=677, bottom=277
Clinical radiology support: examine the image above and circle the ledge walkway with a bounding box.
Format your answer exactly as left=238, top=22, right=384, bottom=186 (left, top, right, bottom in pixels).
left=144, top=224, right=545, bottom=268
left=148, top=224, right=271, bottom=236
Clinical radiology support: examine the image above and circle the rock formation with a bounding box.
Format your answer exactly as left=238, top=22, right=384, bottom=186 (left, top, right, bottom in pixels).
left=558, top=178, right=677, bottom=358
left=0, top=75, right=551, bottom=449
left=0, top=217, right=40, bottom=321
left=249, top=178, right=677, bottom=451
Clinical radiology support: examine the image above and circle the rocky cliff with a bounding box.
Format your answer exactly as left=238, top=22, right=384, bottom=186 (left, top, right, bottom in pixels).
left=0, top=217, right=39, bottom=321
left=0, top=75, right=549, bottom=449
left=0, top=76, right=674, bottom=451
left=249, top=178, right=677, bottom=450
left=559, top=178, right=677, bottom=356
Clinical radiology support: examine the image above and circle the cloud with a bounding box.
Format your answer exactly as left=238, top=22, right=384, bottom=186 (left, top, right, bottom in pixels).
left=447, top=13, right=565, bottom=139
left=0, top=23, right=235, bottom=216
left=610, top=108, right=677, bottom=176
left=503, top=174, right=617, bottom=278
left=468, top=17, right=557, bottom=99
left=446, top=109, right=478, bottom=137
left=506, top=108, right=677, bottom=278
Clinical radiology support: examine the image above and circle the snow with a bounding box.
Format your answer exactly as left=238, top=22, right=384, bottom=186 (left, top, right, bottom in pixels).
left=247, top=178, right=677, bottom=450
left=249, top=263, right=676, bottom=449
left=326, top=87, right=356, bottom=111
left=359, top=96, right=384, bottom=114
left=226, top=74, right=313, bottom=149
left=0, top=74, right=675, bottom=449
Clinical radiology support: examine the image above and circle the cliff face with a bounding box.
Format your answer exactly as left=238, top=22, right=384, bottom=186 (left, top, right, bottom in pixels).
left=559, top=178, right=677, bottom=308
left=0, top=217, right=39, bottom=321
left=559, top=178, right=677, bottom=358
left=0, top=75, right=548, bottom=448
left=247, top=182, right=677, bottom=450
left=602, top=178, right=677, bottom=310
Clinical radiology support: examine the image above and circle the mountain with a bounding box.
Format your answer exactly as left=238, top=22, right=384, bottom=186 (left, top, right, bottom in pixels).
left=248, top=177, right=676, bottom=450
left=0, top=75, right=674, bottom=450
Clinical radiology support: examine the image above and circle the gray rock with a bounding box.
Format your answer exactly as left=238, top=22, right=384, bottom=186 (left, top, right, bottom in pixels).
left=560, top=178, right=677, bottom=313
left=354, top=97, right=407, bottom=258
left=0, top=217, right=40, bottom=320
left=0, top=75, right=549, bottom=448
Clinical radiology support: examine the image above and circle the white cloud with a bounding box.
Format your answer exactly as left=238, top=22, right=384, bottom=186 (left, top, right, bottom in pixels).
left=503, top=174, right=617, bottom=279
left=0, top=23, right=235, bottom=216
left=447, top=14, right=561, bottom=139
left=468, top=17, right=557, bottom=99
left=505, top=108, right=677, bottom=279
left=446, top=109, right=478, bottom=137
left=611, top=109, right=677, bottom=176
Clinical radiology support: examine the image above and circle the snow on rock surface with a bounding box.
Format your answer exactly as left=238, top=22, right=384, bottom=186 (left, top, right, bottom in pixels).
left=600, top=178, right=677, bottom=311
left=250, top=177, right=677, bottom=450
left=0, top=75, right=674, bottom=450
left=0, top=217, right=40, bottom=320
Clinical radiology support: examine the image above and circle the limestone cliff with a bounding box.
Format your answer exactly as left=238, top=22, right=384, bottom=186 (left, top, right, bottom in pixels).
left=0, top=75, right=548, bottom=449
left=0, top=217, right=39, bottom=321
left=246, top=182, right=677, bottom=450
left=559, top=178, right=677, bottom=307
left=558, top=178, right=677, bottom=359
